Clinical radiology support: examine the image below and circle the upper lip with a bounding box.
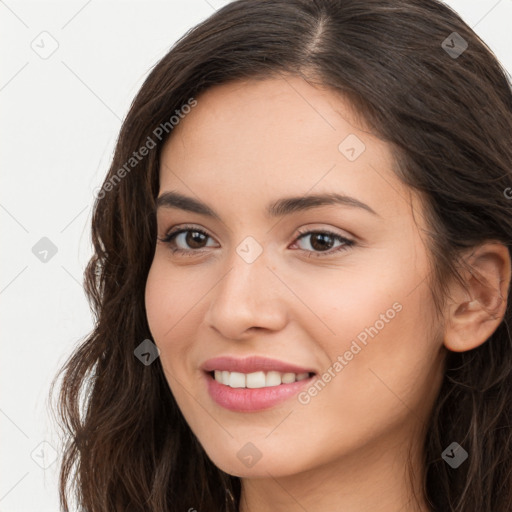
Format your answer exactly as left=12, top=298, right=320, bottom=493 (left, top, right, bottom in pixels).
left=201, top=355, right=316, bottom=375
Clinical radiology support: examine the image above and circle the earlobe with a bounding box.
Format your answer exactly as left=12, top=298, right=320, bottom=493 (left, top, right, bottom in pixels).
left=443, top=242, right=511, bottom=353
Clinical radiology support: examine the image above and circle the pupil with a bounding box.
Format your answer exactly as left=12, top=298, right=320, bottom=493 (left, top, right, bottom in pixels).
left=187, top=231, right=206, bottom=248
left=311, top=233, right=333, bottom=251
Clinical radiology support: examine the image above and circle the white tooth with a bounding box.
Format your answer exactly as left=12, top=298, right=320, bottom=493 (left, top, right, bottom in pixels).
left=265, top=371, right=282, bottom=387
left=213, top=370, right=310, bottom=387
left=281, top=372, right=296, bottom=384
left=229, top=371, right=246, bottom=388
left=246, top=371, right=267, bottom=388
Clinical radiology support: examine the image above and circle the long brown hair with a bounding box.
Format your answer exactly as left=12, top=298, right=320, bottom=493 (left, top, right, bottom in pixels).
left=49, top=1, right=512, bottom=510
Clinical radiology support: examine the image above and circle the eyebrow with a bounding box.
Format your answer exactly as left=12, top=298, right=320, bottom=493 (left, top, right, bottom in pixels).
left=156, top=190, right=379, bottom=219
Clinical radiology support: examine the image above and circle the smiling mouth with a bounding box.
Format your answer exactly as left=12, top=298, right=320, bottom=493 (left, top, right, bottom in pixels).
left=207, top=370, right=316, bottom=388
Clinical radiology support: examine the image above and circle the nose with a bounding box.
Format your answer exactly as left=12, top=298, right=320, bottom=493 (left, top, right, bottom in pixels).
left=203, top=247, right=289, bottom=340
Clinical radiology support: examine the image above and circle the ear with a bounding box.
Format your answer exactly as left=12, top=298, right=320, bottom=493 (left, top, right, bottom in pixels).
left=443, top=242, right=511, bottom=352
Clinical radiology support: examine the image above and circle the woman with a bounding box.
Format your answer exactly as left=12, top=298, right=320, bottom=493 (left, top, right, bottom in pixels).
left=50, top=0, right=512, bottom=510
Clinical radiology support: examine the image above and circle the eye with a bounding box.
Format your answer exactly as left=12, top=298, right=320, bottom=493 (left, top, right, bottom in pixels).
left=158, top=225, right=217, bottom=255
left=291, top=229, right=355, bottom=258
left=158, top=225, right=355, bottom=258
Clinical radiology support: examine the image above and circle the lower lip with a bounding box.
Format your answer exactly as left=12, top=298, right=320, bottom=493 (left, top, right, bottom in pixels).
left=204, top=371, right=316, bottom=412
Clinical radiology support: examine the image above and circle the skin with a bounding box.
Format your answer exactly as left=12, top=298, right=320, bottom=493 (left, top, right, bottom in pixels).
left=144, top=74, right=511, bottom=512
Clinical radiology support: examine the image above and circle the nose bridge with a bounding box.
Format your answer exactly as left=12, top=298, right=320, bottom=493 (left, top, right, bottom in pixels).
left=215, top=236, right=272, bottom=308
left=204, top=235, right=288, bottom=337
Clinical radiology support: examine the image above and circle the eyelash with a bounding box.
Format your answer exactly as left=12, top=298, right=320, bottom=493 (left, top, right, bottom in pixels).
left=157, top=224, right=355, bottom=258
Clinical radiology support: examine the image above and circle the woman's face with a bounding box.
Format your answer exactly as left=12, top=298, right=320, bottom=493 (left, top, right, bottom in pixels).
left=145, top=75, right=446, bottom=478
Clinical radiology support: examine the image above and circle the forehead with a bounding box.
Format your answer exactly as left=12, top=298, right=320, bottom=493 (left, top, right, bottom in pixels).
left=159, top=75, right=419, bottom=223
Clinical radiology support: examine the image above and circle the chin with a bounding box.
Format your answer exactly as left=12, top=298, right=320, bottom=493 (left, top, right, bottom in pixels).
left=201, top=442, right=312, bottom=479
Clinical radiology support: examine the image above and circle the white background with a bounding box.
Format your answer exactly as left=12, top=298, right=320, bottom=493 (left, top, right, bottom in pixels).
left=1, top=1, right=511, bottom=510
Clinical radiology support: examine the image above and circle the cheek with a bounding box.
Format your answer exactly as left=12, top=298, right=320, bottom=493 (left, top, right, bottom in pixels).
left=144, top=260, right=212, bottom=378
left=294, top=251, right=439, bottom=407
left=145, top=260, right=197, bottom=341
left=301, top=241, right=431, bottom=357
left=145, top=262, right=170, bottom=339
left=309, top=278, right=440, bottom=436
left=284, top=258, right=403, bottom=344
